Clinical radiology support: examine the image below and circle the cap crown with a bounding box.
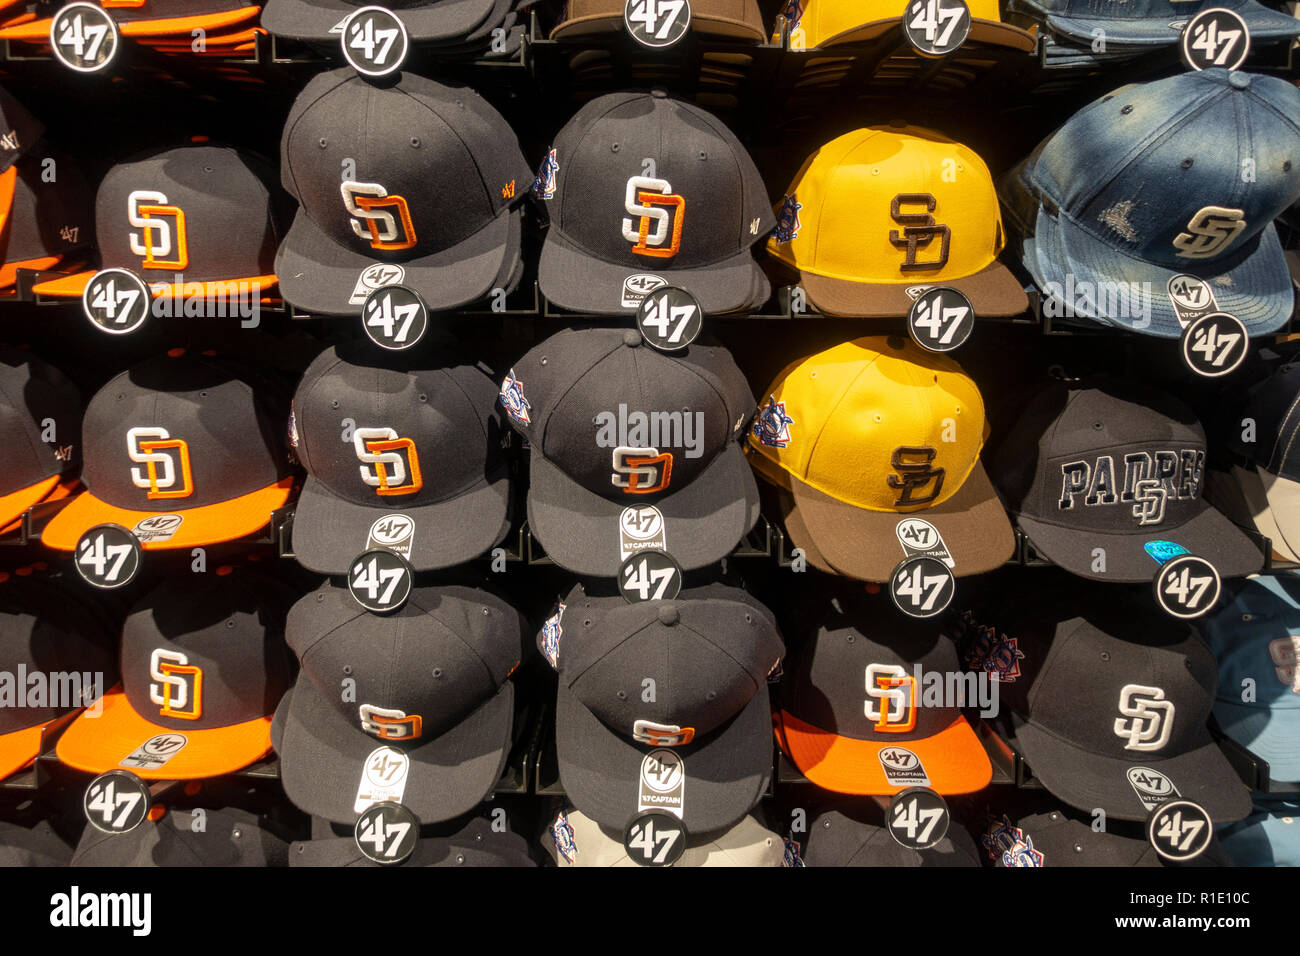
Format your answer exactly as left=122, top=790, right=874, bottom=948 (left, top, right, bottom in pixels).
left=0, top=86, right=42, bottom=173
left=282, top=70, right=529, bottom=264
left=1203, top=575, right=1300, bottom=709
left=0, top=347, right=81, bottom=495
left=789, top=0, right=1008, bottom=44
left=1228, top=361, right=1300, bottom=480
left=6, top=148, right=93, bottom=264
left=1029, top=70, right=1300, bottom=271
left=748, top=336, right=986, bottom=513
left=544, top=92, right=773, bottom=268
left=768, top=127, right=1005, bottom=285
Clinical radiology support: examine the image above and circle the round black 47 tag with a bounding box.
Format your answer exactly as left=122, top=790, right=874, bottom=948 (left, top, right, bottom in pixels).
left=83, top=268, right=150, bottom=335
left=342, top=6, right=410, bottom=77
left=1147, top=800, right=1213, bottom=863
left=623, top=0, right=691, bottom=49
left=637, top=286, right=702, bottom=351
left=83, top=771, right=150, bottom=834
left=889, top=556, right=955, bottom=619
left=907, top=287, right=974, bottom=353
left=348, top=549, right=413, bottom=614
left=74, top=524, right=142, bottom=590
left=362, top=284, right=428, bottom=351
left=903, top=0, right=971, bottom=56
left=354, top=802, right=420, bottom=865
left=1180, top=8, right=1250, bottom=72
left=887, top=787, right=950, bottom=850
left=618, top=550, right=683, bottom=604
left=1181, top=312, right=1247, bottom=378
left=1153, top=554, right=1221, bottom=620
left=50, top=2, right=120, bottom=73
left=623, top=811, right=688, bottom=866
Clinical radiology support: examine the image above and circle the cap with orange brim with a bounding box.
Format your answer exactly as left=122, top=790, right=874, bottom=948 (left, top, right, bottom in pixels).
left=775, top=589, right=992, bottom=796
left=0, top=348, right=83, bottom=530
left=56, top=570, right=295, bottom=780
left=0, top=0, right=260, bottom=39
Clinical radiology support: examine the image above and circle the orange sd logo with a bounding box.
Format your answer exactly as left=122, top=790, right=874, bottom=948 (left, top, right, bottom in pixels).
left=127, top=427, right=193, bottom=500
left=864, top=663, right=917, bottom=733
left=354, top=427, right=422, bottom=497
left=632, top=719, right=695, bottom=747
left=359, top=704, right=423, bottom=741
left=622, top=176, right=685, bottom=259
left=149, top=649, right=203, bottom=720
left=341, top=181, right=417, bottom=252
left=611, top=446, right=673, bottom=495
left=128, top=190, right=188, bottom=270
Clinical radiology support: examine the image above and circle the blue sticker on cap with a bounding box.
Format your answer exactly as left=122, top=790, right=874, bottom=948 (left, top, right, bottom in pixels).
left=1145, top=541, right=1190, bottom=565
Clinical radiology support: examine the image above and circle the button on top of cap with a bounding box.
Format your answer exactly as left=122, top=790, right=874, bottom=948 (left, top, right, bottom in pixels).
left=657, top=605, right=680, bottom=626
left=623, top=330, right=642, bottom=347
left=1228, top=72, right=1251, bottom=89
left=651, top=88, right=668, bottom=99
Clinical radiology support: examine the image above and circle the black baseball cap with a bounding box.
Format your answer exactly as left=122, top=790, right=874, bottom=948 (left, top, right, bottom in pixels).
left=500, top=327, right=758, bottom=576
left=1226, top=361, right=1300, bottom=557
left=0, top=146, right=93, bottom=290
left=961, top=588, right=1252, bottom=823
left=41, top=351, right=295, bottom=552
left=34, top=145, right=285, bottom=299
left=264, top=0, right=498, bottom=43
left=289, top=342, right=511, bottom=575
left=990, top=380, right=1262, bottom=582
left=0, top=820, right=72, bottom=866
left=800, top=808, right=981, bottom=867
left=536, top=90, right=774, bottom=315
left=71, top=807, right=289, bottom=867
left=290, top=815, right=536, bottom=867
left=56, top=570, right=295, bottom=780
left=277, top=69, right=532, bottom=316
left=0, top=348, right=81, bottom=528
left=542, top=581, right=784, bottom=834
left=985, top=808, right=1227, bottom=867
left=272, top=581, right=528, bottom=825
left=0, top=85, right=42, bottom=180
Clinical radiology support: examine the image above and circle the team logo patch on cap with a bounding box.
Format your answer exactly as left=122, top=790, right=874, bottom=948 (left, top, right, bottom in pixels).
left=774, top=194, right=802, bottom=243
left=1127, top=766, right=1182, bottom=812
left=534, top=148, right=559, bottom=200
left=621, top=273, right=668, bottom=309
left=960, top=617, right=1026, bottom=683
left=632, top=719, right=695, bottom=747
left=1115, top=685, right=1175, bottom=752
left=128, top=427, right=193, bottom=500
left=1269, top=637, right=1300, bottom=691
left=499, top=370, right=531, bottom=426
left=541, top=602, right=564, bottom=670
left=551, top=811, right=577, bottom=864
left=349, top=263, right=407, bottom=306
left=1058, top=450, right=1204, bottom=527
left=623, top=176, right=685, bottom=259
left=128, top=189, right=187, bottom=271
left=878, top=746, right=930, bottom=787
left=982, top=814, right=1025, bottom=861
left=752, top=395, right=794, bottom=448
left=1002, top=834, right=1044, bottom=867
left=359, top=704, right=422, bottom=741
left=150, top=649, right=202, bottom=720
left=782, top=838, right=804, bottom=867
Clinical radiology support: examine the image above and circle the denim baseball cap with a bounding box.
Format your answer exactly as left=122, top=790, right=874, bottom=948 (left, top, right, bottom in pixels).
left=1020, top=0, right=1300, bottom=49
left=1002, top=69, right=1300, bottom=338
left=1201, top=574, right=1300, bottom=784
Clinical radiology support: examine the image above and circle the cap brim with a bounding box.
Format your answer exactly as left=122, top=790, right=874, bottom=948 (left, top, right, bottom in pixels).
left=1015, top=499, right=1263, bottom=583
left=550, top=12, right=765, bottom=42
left=555, top=679, right=772, bottom=833
left=39, top=476, right=294, bottom=551
left=1012, top=714, right=1252, bottom=823
left=290, top=469, right=510, bottom=575
left=780, top=462, right=1014, bottom=581
left=1254, top=467, right=1300, bottom=564
left=816, top=16, right=1036, bottom=51
left=1027, top=203, right=1294, bottom=338
left=271, top=678, right=513, bottom=825
left=776, top=710, right=992, bottom=795
left=33, top=271, right=278, bottom=299
left=527, top=442, right=759, bottom=576
left=799, top=259, right=1028, bottom=318
left=262, top=0, right=497, bottom=41
left=0, top=722, right=45, bottom=780
left=275, top=205, right=518, bottom=316
left=1045, top=3, right=1300, bottom=46
left=0, top=473, right=60, bottom=529
left=539, top=225, right=767, bottom=316
left=55, top=688, right=272, bottom=780
left=1213, top=700, right=1300, bottom=782
left=1218, top=464, right=1300, bottom=562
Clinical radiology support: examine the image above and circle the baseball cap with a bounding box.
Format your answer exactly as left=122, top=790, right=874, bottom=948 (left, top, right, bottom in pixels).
left=501, top=327, right=759, bottom=576
left=1217, top=796, right=1300, bottom=866
left=768, top=127, right=1027, bottom=317
left=277, top=68, right=531, bottom=317
left=960, top=588, right=1253, bottom=823
left=0, top=820, right=73, bottom=866
left=1001, top=69, right=1300, bottom=338
left=0, top=583, right=115, bottom=781
left=55, top=571, right=294, bottom=780
left=1022, top=0, right=1300, bottom=48
left=288, top=342, right=511, bottom=575
left=747, top=336, right=1013, bottom=582
left=0, top=348, right=81, bottom=529
left=799, top=808, right=981, bottom=866
left=543, top=581, right=784, bottom=833
left=545, top=808, right=788, bottom=866
left=536, top=90, right=774, bottom=315
left=1201, top=574, right=1300, bottom=783
left=782, top=0, right=1035, bottom=50
left=0, top=147, right=93, bottom=291
left=263, top=0, right=498, bottom=42
left=551, top=0, right=767, bottom=40
left=40, top=352, right=295, bottom=552
left=986, top=808, right=1228, bottom=866
left=272, top=581, right=527, bottom=825
left=775, top=589, right=992, bottom=795
left=291, top=815, right=536, bottom=867
left=0, top=87, right=42, bottom=240
left=71, top=807, right=289, bottom=867
left=990, top=379, right=1262, bottom=582
left=33, top=145, right=285, bottom=300
left=1226, top=361, right=1300, bottom=560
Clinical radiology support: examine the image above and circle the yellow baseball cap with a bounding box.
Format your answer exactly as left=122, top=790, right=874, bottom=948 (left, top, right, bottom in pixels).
left=783, top=0, right=1035, bottom=51
left=767, top=125, right=1029, bottom=317
left=746, top=335, right=1013, bottom=581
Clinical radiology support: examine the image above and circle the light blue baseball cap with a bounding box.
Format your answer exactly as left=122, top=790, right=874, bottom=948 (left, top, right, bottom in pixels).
left=1201, top=573, right=1300, bottom=783
left=1002, top=69, right=1300, bottom=338
left=1217, top=796, right=1300, bottom=866
left=1018, top=0, right=1300, bottom=48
